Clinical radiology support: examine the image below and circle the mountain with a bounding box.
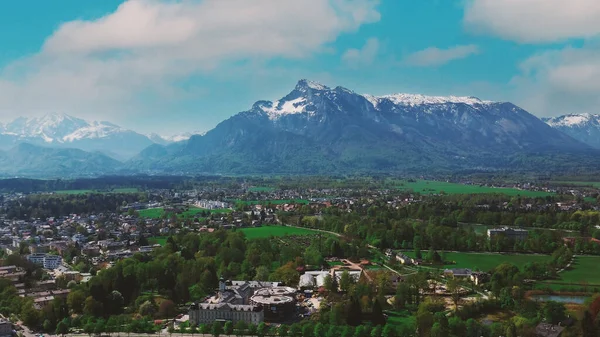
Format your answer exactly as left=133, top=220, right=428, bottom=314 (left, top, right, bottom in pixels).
left=0, top=113, right=153, bottom=159
left=0, top=143, right=120, bottom=177
left=148, top=131, right=205, bottom=145
left=129, top=79, right=596, bottom=174
left=543, top=114, right=600, bottom=149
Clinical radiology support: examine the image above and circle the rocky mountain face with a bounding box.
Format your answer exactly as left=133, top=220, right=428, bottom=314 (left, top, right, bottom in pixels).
left=544, top=114, right=600, bottom=149
left=129, top=80, right=595, bottom=175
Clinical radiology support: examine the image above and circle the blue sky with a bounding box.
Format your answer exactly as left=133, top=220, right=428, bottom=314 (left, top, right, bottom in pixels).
left=0, top=0, right=599, bottom=135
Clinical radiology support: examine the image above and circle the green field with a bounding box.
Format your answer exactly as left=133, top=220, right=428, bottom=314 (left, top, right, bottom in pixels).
left=54, top=188, right=139, bottom=195
left=402, top=251, right=552, bottom=272
left=538, top=256, right=600, bottom=290
left=148, top=236, right=168, bottom=246
left=396, top=180, right=553, bottom=197
left=138, top=207, right=232, bottom=219
left=239, top=225, right=319, bottom=239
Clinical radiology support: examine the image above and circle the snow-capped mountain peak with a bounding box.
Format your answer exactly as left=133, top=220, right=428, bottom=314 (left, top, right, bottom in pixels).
left=295, top=79, right=329, bottom=91
left=544, top=113, right=600, bottom=128
left=364, top=93, right=493, bottom=109
left=544, top=113, right=600, bottom=149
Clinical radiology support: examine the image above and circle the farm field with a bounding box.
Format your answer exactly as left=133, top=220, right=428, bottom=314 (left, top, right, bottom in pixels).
left=396, top=180, right=553, bottom=197
left=402, top=251, right=552, bottom=272
left=54, top=188, right=139, bottom=195
left=138, top=206, right=231, bottom=219
left=538, top=256, right=600, bottom=290
left=239, top=225, right=319, bottom=239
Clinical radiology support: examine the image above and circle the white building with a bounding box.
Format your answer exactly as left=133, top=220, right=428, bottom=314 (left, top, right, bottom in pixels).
left=27, top=253, right=62, bottom=269
left=189, top=303, right=263, bottom=325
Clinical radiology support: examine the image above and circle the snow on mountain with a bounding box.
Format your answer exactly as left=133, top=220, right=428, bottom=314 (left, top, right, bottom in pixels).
left=544, top=113, right=600, bottom=128
left=365, top=93, right=493, bottom=109
left=544, top=113, right=600, bottom=149
left=149, top=131, right=205, bottom=144
left=3, top=113, right=90, bottom=142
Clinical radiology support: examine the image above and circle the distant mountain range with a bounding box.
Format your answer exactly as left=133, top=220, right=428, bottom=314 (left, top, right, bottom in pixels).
left=1, top=80, right=599, bottom=177
left=543, top=114, right=600, bottom=149
left=0, top=113, right=200, bottom=160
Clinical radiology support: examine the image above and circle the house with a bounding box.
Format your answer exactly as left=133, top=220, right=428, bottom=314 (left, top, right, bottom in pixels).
left=396, top=254, right=415, bottom=265
left=443, top=268, right=472, bottom=279
left=535, top=323, right=564, bottom=337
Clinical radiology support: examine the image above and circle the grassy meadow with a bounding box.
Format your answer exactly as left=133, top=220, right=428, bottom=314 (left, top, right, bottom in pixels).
left=239, top=225, right=319, bottom=239
left=138, top=206, right=231, bottom=219
left=403, top=251, right=552, bottom=272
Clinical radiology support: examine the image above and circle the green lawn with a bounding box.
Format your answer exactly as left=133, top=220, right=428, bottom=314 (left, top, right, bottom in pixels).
left=402, top=251, right=552, bottom=272
left=138, top=207, right=232, bottom=219
left=148, top=236, right=168, bottom=246
left=239, top=225, right=320, bottom=239
left=54, top=188, right=140, bottom=195
left=538, top=256, right=600, bottom=289
left=385, top=310, right=416, bottom=329
left=396, top=180, right=553, bottom=197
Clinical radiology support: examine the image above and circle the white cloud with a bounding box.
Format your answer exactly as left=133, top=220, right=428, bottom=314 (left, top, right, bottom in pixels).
left=342, top=38, right=379, bottom=67
left=464, top=0, right=600, bottom=43
left=510, top=44, right=600, bottom=116
left=404, top=45, right=479, bottom=67
left=0, top=0, right=380, bottom=124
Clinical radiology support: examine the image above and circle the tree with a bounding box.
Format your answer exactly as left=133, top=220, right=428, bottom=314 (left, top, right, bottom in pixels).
left=279, top=325, right=289, bottom=337
left=224, top=322, right=233, bottom=337
left=381, top=325, right=395, bottom=337
left=347, top=296, right=363, bottom=326
left=543, top=301, right=567, bottom=324
left=254, top=266, right=270, bottom=281
left=302, top=324, right=313, bottom=337
left=370, top=326, right=382, bottom=337
left=257, top=322, right=268, bottom=337
left=211, top=321, right=223, bottom=337
left=56, top=321, right=69, bottom=337
left=340, top=270, right=353, bottom=292
left=139, top=300, right=156, bottom=317
left=446, top=278, right=461, bottom=311
left=21, top=301, right=41, bottom=328
left=159, top=300, right=176, bottom=318
left=84, top=323, right=95, bottom=337
left=234, top=321, right=247, bottom=337
left=83, top=296, right=103, bottom=317
left=67, top=290, right=86, bottom=314
left=372, top=299, right=386, bottom=326
left=43, top=320, right=53, bottom=333
left=505, top=322, right=517, bottom=337
left=323, top=275, right=335, bottom=292
left=289, top=323, right=301, bottom=337
left=313, top=323, right=325, bottom=337
left=581, top=310, right=596, bottom=337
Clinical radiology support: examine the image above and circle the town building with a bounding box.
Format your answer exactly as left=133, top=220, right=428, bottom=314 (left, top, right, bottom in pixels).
left=26, top=253, right=62, bottom=269
left=0, top=319, right=12, bottom=337
left=487, top=227, right=529, bottom=241
left=189, top=278, right=293, bottom=325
